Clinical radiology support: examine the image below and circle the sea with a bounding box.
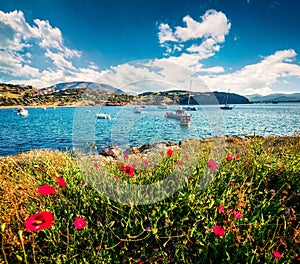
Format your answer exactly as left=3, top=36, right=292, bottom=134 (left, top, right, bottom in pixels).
left=0, top=103, right=299, bottom=156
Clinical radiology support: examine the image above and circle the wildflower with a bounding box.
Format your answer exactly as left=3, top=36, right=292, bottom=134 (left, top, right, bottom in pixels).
left=40, top=165, right=45, bottom=171
left=218, top=205, right=225, bottom=212
left=207, top=159, right=217, bottom=170
left=24, top=212, right=54, bottom=232
left=74, top=217, right=86, bottom=230
left=93, top=162, right=99, bottom=168
left=113, top=175, right=119, bottom=181
left=177, top=160, right=184, bottom=166
left=233, top=211, right=243, bottom=219
left=145, top=226, right=151, bottom=231
left=226, top=155, right=233, bottom=161
left=236, top=155, right=240, bottom=159
left=124, top=153, right=129, bottom=160
left=273, top=251, right=281, bottom=258
left=270, top=189, right=275, bottom=193
left=120, top=165, right=135, bottom=178
left=167, top=149, right=173, bottom=158
left=144, top=159, right=149, bottom=168
left=213, top=225, right=225, bottom=236
left=38, top=184, right=56, bottom=195
left=205, top=227, right=210, bottom=231
left=184, top=154, right=189, bottom=160
left=230, top=181, right=235, bottom=185
left=56, top=177, right=67, bottom=187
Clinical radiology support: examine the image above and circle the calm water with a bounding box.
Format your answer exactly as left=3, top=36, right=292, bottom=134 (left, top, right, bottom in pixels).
left=0, top=103, right=299, bottom=156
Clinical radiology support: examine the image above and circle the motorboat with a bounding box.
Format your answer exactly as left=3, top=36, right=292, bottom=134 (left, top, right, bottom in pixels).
left=182, top=106, right=197, bottom=111
left=180, top=114, right=191, bottom=126
left=133, top=106, right=142, bottom=113
left=165, top=108, right=191, bottom=120
left=158, top=103, right=169, bottom=109
left=16, top=107, right=28, bottom=116
left=96, top=113, right=111, bottom=119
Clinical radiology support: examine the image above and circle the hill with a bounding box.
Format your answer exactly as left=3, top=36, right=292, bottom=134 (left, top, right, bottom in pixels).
left=0, top=83, right=250, bottom=107
left=245, top=93, right=300, bottom=103
left=139, top=90, right=250, bottom=105
left=46, top=81, right=124, bottom=94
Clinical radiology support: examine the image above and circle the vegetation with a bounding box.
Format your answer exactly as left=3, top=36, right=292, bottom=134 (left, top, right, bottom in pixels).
left=0, top=83, right=250, bottom=107
left=0, top=136, right=299, bottom=263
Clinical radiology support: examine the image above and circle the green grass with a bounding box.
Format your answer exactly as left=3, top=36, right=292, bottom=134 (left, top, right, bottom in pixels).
left=0, top=136, right=299, bottom=263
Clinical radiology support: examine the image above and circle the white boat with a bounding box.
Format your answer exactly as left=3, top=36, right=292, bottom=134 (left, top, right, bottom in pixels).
left=180, top=115, right=191, bottom=126
left=165, top=108, right=191, bottom=120
left=133, top=106, right=142, bottom=113
left=158, top=103, right=169, bottom=109
left=16, top=107, right=28, bottom=116
left=96, top=113, right=111, bottom=119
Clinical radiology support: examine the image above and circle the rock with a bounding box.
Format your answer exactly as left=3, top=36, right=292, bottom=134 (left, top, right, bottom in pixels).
left=101, top=145, right=123, bottom=158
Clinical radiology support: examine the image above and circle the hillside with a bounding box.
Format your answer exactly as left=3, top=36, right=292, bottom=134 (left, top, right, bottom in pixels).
left=0, top=83, right=250, bottom=107
left=246, top=93, right=300, bottom=103
left=46, top=81, right=124, bottom=94
left=139, top=90, right=250, bottom=105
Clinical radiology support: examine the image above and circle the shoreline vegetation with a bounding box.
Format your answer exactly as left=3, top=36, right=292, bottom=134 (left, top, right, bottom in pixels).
left=1, top=135, right=299, bottom=263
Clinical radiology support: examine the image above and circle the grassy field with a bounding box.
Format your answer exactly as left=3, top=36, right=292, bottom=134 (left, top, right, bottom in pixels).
left=0, top=136, right=299, bottom=263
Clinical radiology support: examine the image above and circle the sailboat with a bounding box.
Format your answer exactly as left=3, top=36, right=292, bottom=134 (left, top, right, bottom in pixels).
left=183, top=80, right=197, bottom=111
left=220, top=90, right=235, bottom=110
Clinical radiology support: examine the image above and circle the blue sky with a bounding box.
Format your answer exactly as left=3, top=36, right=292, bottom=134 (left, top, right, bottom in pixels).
left=0, top=0, right=300, bottom=95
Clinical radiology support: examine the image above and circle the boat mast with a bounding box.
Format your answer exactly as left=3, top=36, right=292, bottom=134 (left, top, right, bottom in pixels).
left=187, top=80, right=192, bottom=105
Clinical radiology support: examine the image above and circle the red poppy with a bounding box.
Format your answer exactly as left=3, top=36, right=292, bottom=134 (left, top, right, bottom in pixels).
left=167, top=149, right=173, bottom=158
left=124, top=153, right=129, bottom=160
left=24, top=212, right=54, bottom=232
left=93, top=162, right=99, bottom=168
left=213, top=225, right=225, bottom=236
left=120, top=165, right=135, bottom=178
left=207, top=159, right=217, bottom=170
left=56, top=177, right=67, bottom=187
left=177, top=160, right=184, bottom=166
left=226, top=155, right=233, bottom=161
left=233, top=211, right=243, bottom=219
left=273, top=251, right=281, bottom=258
left=184, top=154, right=189, bottom=160
left=218, top=205, right=225, bottom=212
left=113, top=175, right=119, bottom=181
left=74, top=217, right=86, bottom=230
left=38, top=184, right=56, bottom=195
left=144, top=159, right=149, bottom=168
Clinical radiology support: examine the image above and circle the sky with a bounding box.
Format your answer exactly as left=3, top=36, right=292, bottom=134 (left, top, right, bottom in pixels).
left=0, top=0, right=300, bottom=95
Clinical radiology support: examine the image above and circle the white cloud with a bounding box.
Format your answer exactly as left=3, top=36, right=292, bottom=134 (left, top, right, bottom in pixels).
left=201, top=49, right=300, bottom=95
left=0, top=10, right=80, bottom=84
left=174, top=10, right=231, bottom=42
left=157, top=10, right=230, bottom=74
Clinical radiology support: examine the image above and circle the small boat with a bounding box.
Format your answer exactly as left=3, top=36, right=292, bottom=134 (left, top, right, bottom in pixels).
left=133, top=106, right=142, bottom=113
left=16, top=107, right=28, bottom=116
left=180, top=115, right=191, bottom=126
left=182, top=106, right=197, bottom=111
left=158, top=103, right=169, bottom=109
left=183, top=81, right=197, bottom=111
left=220, top=90, right=235, bottom=110
left=220, top=104, right=235, bottom=110
left=165, top=108, right=191, bottom=120
left=96, top=113, right=111, bottom=119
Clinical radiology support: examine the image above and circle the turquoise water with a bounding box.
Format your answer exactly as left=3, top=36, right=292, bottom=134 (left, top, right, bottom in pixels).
left=0, top=103, right=299, bottom=156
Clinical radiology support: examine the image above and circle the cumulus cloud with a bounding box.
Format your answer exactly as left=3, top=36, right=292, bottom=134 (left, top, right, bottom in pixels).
left=201, top=49, right=300, bottom=94
left=0, top=10, right=80, bottom=84
left=157, top=10, right=231, bottom=74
